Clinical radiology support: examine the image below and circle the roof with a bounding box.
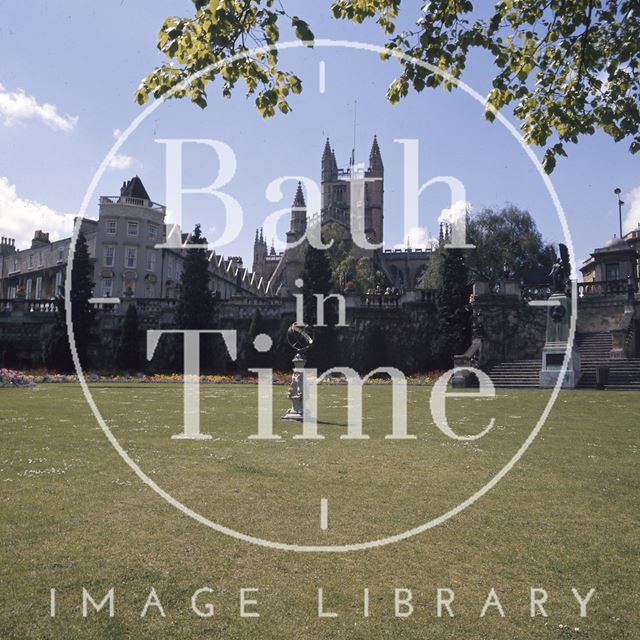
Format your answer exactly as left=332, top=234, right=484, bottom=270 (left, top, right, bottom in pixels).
left=120, top=176, right=150, bottom=201
left=596, top=236, right=632, bottom=252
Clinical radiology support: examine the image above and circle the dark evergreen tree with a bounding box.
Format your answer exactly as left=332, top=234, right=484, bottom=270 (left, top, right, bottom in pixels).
left=245, top=308, right=270, bottom=370
left=433, top=248, right=472, bottom=368
left=301, top=243, right=332, bottom=326
left=45, top=231, right=95, bottom=372
left=176, top=224, right=215, bottom=328
left=116, top=303, right=141, bottom=372
left=272, top=316, right=295, bottom=372
left=358, top=325, right=389, bottom=375
left=174, top=224, right=217, bottom=372
left=300, top=243, right=337, bottom=373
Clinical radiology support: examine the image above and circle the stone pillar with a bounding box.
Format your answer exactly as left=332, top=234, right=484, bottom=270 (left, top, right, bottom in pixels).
left=539, top=293, right=581, bottom=388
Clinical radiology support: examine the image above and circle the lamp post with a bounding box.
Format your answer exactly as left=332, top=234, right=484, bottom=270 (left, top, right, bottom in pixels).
left=614, top=188, right=624, bottom=238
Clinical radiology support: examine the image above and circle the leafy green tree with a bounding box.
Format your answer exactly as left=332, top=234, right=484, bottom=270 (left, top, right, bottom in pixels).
left=141, top=0, right=639, bottom=172
left=45, top=231, right=95, bottom=372
left=321, top=223, right=376, bottom=293
left=116, top=303, right=141, bottom=372
left=135, top=0, right=312, bottom=117
left=419, top=245, right=445, bottom=290
left=433, top=248, right=472, bottom=367
left=467, top=205, right=557, bottom=286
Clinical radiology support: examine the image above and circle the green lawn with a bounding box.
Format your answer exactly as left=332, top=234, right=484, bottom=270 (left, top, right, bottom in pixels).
left=1, top=383, right=638, bottom=639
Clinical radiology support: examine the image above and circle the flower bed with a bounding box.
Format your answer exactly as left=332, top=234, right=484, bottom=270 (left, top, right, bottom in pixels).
left=7, top=371, right=446, bottom=386
left=0, top=369, right=36, bottom=388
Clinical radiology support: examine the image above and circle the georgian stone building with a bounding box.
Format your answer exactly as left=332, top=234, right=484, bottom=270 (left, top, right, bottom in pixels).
left=0, top=176, right=277, bottom=305
left=580, top=228, right=640, bottom=286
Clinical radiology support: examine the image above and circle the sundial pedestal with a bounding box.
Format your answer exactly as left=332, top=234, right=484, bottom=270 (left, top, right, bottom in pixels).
left=282, top=351, right=306, bottom=422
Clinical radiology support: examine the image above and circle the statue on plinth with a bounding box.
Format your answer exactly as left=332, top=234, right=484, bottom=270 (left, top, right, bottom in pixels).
left=541, top=243, right=581, bottom=387
left=549, top=243, right=571, bottom=294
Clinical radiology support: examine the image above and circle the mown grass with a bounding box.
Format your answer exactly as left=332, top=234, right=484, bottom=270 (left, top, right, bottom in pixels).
left=0, top=383, right=638, bottom=639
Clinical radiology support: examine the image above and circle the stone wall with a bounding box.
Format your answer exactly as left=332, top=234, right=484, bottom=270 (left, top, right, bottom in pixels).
left=576, top=297, right=630, bottom=333
left=472, top=293, right=547, bottom=365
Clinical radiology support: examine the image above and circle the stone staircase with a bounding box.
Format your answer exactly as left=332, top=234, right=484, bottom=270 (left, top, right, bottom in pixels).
left=576, top=332, right=640, bottom=389
left=483, top=331, right=640, bottom=389
left=483, top=359, right=541, bottom=389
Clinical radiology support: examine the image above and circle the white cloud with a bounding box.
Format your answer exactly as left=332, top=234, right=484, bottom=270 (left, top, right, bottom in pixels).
left=399, top=227, right=436, bottom=249
left=438, top=199, right=472, bottom=224
left=623, top=186, right=640, bottom=234
left=0, top=83, right=78, bottom=132
left=113, top=128, right=122, bottom=139
left=393, top=200, right=473, bottom=249
left=0, top=177, right=74, bottom=249
left=107, top=153, right=138, bottom=171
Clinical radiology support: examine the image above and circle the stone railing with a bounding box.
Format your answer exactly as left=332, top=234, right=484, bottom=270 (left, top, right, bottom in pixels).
left=360, top=289, right=436, bottom=307
left=133, top=298, right=177, bottom=315
left=521, top=285, right=552, bottom=301
left=578, top=279, right=637, bottom=298
left=0, top=299, right=57, bottom=315
left=99, top=195, right=166, bottom=213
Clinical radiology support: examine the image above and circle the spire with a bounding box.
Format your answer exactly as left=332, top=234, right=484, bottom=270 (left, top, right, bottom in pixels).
left=254, top=228, right=259, bottom=244
left=322, top=137, right=332, bottom=159
left=321, top=137, right=338, bottom=181
left=369, top=135, right=383, bottom=173
left=259, top=227, right=264, bottom=243
left=292, top=181, right=306, bottom=208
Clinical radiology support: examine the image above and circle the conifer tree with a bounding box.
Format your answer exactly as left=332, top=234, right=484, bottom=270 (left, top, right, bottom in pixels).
left=433, top=248, right=472, bottom=368
left=45, top=231, right=95, bottom=372
left=301, top=243, right=332, bottom=326
left=246, top=308, right=270, bottom=370
left=176, top=224, right=216, bottom=329
left=116, top=303, right=140, bottom=372
left=175, top=224, right=217, bottom=372
left=301, top=243, right=336, bottom=372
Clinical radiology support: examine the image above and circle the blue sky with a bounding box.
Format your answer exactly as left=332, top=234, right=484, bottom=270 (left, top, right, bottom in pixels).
left=0, top=1, right=638, bottom=273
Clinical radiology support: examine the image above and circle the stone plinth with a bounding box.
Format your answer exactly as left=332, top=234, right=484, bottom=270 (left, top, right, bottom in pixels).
left=539, top=342, right=581, bottom=388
